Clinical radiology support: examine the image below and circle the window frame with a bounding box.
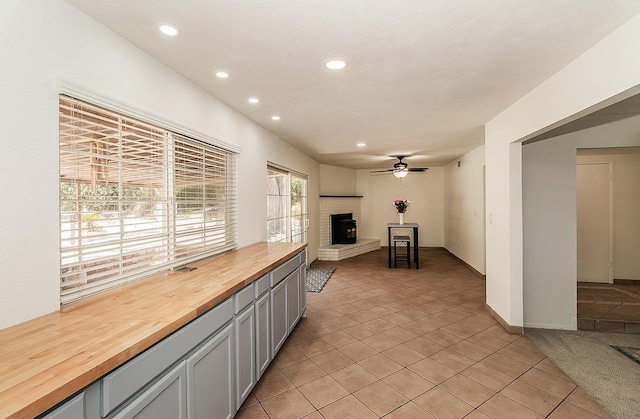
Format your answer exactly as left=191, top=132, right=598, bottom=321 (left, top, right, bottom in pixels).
left=266, top=164, right=308, bottom=244
left=58, top=90, right=238, bottom=305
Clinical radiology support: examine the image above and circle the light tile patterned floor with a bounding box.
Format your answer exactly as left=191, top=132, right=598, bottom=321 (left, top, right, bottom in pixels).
left=237, top=248, right=612, bottom=419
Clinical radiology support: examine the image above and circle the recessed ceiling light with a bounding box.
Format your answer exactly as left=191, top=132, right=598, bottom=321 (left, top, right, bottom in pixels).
left=325, top=59, right=347, bottom=70
left=248, top=97, right=260, bottom=104
left=215, top=71, right=230, bottom=79
left=271, top=116, right=281, bottom=121
left=356, top=142, right=366, bottom=147
left=159, top=25, right=179, bottom=37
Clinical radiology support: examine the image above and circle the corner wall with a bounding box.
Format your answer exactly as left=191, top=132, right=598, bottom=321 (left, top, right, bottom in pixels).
left=0, top=0, right=319, bottom=329
left=320, top=165, right=357, bottom=195
left=485, top=12, right=640, bottom=329
left=522, top=117, right=640, bottom=329
left=355, top=168, right=444, bottom=247
left=522, top=139, right=578, bottom=329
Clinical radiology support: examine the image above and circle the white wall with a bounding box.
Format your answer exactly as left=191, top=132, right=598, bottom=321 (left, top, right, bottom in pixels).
left=356, top=169, right=444, bottom=247
left=444, top=145, right=486, bottom=274
left=578, top=148, right=640, bottom=280
left=320, top=165, right=357, bottom=195
left=522, top=116, right=640, bottom=329
left=523, top=139, right=578, bottom=329
left=0, top=0, right=319, bottom=329
left=485, top=12, right=640, bottom=328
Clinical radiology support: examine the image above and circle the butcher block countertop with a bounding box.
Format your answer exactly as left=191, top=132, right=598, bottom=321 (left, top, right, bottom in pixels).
left=0, top=242, right=306, bottom=419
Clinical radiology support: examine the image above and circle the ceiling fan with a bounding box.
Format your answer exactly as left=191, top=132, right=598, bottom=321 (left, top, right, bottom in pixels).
left=369, top=156, right=429, bottom=178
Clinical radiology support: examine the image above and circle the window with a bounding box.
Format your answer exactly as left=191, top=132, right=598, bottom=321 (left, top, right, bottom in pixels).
left=59, top=95, right=237, bottom=304
left=266, top=165, right=308, bottom=243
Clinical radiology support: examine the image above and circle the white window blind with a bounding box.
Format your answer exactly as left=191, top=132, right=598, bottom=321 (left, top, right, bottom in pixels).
left=59, top=95, right=237, bottom=305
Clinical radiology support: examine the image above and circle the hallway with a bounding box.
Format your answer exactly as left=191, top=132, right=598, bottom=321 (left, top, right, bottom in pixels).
left=578, top=282, right=640, bottom=333
left=237, top=248, right=612, bottom=418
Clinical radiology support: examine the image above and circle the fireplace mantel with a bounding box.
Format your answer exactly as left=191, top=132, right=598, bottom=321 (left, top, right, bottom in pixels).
left=320, top=195, right=363, bottom=198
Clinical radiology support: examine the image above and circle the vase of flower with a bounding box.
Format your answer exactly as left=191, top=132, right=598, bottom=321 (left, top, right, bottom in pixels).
left=393, top=199, right=410, bottom=225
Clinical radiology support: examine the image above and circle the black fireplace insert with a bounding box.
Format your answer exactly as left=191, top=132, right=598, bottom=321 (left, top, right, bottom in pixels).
left=331, top=213, right=357, bottom=245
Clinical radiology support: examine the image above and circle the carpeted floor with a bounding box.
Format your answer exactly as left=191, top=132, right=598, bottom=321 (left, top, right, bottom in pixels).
left=611, top=346, right=640, bottom=364
left=305, top=266, right=336, bottom=292
left=525, top=328, right=640, bottom=419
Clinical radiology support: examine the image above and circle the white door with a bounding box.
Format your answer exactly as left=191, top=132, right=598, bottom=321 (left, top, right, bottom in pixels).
left=577, top=162, right=613, bottom=283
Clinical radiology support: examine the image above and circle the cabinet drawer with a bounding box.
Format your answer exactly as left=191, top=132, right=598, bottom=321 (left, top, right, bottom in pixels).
left=234, top=283, right=255, bottom=314
left=113, top=362, right=187, bottom=419
left=101, top=298, right=233, bottom=416
left=254, top=274, right=270, bottom=298
left=270, top=254, right=300, bottom=287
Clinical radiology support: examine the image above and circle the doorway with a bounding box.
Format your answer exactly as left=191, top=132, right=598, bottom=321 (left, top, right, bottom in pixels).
left=576, top=162, right=613, bottom=283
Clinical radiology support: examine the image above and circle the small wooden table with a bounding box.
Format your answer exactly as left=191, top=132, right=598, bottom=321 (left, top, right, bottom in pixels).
left=387, top=223, right=419, bottom=269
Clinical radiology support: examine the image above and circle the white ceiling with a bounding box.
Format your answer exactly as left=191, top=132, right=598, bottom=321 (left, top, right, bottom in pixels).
left=67, top=0, right=640, bottom=170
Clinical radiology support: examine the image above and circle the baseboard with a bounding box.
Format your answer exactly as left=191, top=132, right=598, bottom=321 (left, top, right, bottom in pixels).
left=614, top=278, right=640, bottom=286
left=485, top=303, right=523, bottom=335
left=523, top=322, right=576, bottom=331
left=443, top=248, right=486, bottom=280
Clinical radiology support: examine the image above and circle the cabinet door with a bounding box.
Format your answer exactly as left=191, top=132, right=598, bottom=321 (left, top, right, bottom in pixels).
left=270, top=278, right=288, bottom=355
left=41, top=392, right=84, bottom=419
left=255, top=292, right=271, bottom=380
left=113, top=363, right=187, bottom=419
left=287, top=268, right=300, bottom=332
left=298, top=265, right=307, bottom=316
left=235, top=305, right=255, bottom=410
left=186, top=324, right=234, bottom=419
left=101, top=299, right=233, bottom=417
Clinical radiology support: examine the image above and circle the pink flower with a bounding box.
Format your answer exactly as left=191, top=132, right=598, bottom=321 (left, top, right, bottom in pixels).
left=393, top=199, right=410, bottom=213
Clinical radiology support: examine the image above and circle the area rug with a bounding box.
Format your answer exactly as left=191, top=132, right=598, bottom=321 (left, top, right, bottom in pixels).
left=525, top=328, right=640, bottom=419
left=306, top=266, right=336, bottom=292
left=611, top=346, right=640, bottom=364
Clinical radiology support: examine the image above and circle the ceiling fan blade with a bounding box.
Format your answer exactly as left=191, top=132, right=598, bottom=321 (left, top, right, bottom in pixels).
left=407, top=168, right=429, bottom=172
left=369, top=169, right=395, bottom=173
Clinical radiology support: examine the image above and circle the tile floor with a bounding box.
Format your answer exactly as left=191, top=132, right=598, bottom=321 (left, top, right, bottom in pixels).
left=577, top=282, right=640, bottom=333
left=237, top=248, right=613, bottom=418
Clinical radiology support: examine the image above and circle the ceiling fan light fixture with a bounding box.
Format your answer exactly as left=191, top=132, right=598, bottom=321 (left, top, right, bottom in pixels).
left=394, top=169, right=409, bottom=179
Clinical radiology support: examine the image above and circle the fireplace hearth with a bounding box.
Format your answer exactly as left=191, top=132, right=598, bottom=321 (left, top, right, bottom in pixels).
left=331, top=213, right=357, bottom=245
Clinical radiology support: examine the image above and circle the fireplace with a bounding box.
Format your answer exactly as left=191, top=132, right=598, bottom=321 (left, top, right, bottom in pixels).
left=331, top=213, right=357, bottom=245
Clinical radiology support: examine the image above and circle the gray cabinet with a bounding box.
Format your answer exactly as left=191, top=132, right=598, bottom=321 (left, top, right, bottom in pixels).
left=234, top=305, right=255, bottom=410
left=299, top=266, right=307, bottom=316
left=271, top=257, right=306, bottom=355
left=255, top=291, right=270, bottom=380
left=287, top=268, right=301, bottom=332
left=41, top=392, right=84, bottom=419
left=186, top=323, right=234, bottom=419
left=39, top=249, right=307, bottom=419
left=101, top=300, right=233, bottom=417
left=113, top=363, right=187, bottom=419
left=270, top=277, right=288, bottom=355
